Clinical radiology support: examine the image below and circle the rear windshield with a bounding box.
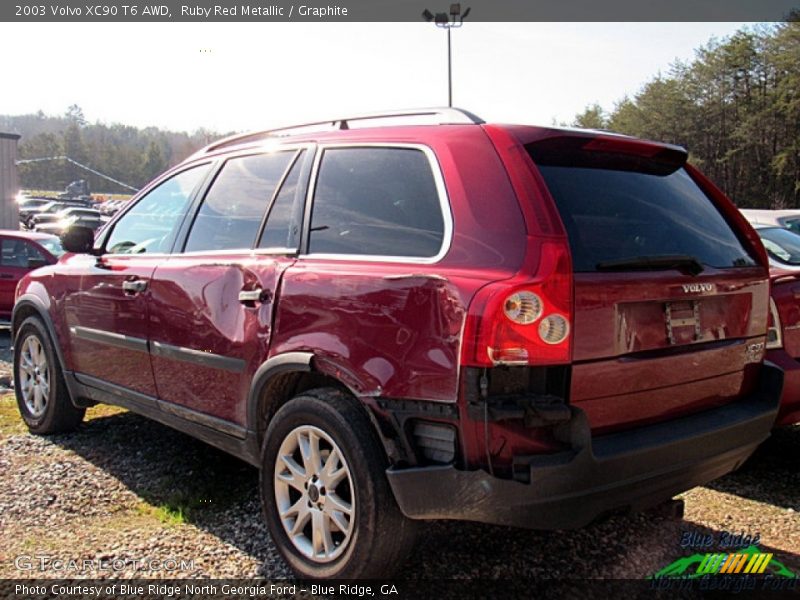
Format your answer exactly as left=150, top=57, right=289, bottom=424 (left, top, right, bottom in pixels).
left=532, top=152, right=756, bottom=273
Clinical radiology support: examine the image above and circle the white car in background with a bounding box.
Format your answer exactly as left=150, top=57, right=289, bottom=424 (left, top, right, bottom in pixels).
left=740, top=209, right=800, bottom=235
left=748, top=223, right=800, bottom=271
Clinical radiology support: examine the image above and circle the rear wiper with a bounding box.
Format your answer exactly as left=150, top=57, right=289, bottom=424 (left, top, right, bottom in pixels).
left=596, top=254, right=705, bottom=276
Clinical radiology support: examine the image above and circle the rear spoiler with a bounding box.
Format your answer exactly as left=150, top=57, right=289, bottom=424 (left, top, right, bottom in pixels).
left=519, top=129, right=688, bottom=176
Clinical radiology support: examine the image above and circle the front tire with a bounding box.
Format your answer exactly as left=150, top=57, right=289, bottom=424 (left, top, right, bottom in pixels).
left=260, top=388, right=417, bottom=578
left=14, top=316, right=85, bottom=434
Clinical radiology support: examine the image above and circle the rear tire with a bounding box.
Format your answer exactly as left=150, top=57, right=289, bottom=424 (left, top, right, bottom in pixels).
left=14, top=316, right=85, bottom=434
left=260, top=388, right=417, bottom=578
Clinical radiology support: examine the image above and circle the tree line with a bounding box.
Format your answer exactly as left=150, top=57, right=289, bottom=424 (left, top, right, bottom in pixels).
left=0, top=106, right=227, bottom=194
left=574, top=22, right=799, bottom=209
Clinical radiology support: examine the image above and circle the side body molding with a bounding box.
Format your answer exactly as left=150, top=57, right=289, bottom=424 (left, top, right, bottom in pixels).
left=247, top=351, right=314, bottom=434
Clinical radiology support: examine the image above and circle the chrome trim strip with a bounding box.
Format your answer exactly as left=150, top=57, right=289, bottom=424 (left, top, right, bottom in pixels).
left=151, top=340, right=245, bottom=373
left=69, top=326, right=149, bottom=353
left=301, top=142, right=453, bottom=265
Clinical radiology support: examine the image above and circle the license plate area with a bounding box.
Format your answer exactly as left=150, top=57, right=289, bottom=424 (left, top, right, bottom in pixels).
left=665, top=300, right=702, bottom=345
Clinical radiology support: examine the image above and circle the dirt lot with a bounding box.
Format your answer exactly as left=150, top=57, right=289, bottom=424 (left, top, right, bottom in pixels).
left=0, top=328, right=798, bottom=580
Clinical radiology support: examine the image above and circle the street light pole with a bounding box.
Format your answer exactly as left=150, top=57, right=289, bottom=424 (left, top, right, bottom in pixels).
left=447, top=26, right=452, bottom=107
left=422, top=4, right=471, bottom=108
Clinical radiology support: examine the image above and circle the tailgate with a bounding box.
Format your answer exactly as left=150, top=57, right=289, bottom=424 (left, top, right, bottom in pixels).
left=526, top=132, right=769, bottom=433
left=571, top=270, right=768, bottom=432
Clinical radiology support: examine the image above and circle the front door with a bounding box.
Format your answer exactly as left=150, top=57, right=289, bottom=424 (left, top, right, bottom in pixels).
left=64, top=163, right=213, bottom=397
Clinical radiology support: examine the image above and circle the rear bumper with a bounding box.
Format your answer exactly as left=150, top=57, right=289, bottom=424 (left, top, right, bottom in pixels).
left=766, top=349, right=800, bottom=426
left=386, top=363, right=782, bottom=530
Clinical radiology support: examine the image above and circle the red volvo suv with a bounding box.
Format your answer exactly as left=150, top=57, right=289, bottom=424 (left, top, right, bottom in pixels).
left=12, top=109, right=782, bottom=578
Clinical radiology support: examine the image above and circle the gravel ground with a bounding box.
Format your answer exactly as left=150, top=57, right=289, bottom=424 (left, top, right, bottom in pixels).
left=0, top=326, right=798, bottom=581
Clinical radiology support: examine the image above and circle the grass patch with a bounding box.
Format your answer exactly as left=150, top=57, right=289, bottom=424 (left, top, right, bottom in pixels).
left=0, top=394, right=128, bottom=438
left=135, top=501, right=188, bottom=526
left=0, top=393, right=25, bottom=436
left=85, top=403, right=127, bottom=421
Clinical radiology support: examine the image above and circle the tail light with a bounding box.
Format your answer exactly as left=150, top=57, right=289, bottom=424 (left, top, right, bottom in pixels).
left=767, top=297, right=782, bottom=350
left=462, top=240, right=572, bottom=366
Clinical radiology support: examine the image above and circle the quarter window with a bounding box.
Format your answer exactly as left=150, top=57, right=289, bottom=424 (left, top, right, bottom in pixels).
left=106, top=164, right=210, bottom=255
left=308, top=147, right=445, bottom=258
left=185, top=152, right=295, bottom=253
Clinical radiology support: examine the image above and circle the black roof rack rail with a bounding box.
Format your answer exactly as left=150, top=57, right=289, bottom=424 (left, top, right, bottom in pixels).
left=196, top=107, right=484, bottom=156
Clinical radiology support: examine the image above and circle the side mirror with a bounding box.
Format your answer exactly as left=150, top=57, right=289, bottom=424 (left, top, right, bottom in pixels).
left=60, top=226, right=96, bottom=254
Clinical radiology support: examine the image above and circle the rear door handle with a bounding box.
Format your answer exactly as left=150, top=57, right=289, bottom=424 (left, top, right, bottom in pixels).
left=122, top=279, right=148, bottom=294
left=239, top=288, right=271, bottom=304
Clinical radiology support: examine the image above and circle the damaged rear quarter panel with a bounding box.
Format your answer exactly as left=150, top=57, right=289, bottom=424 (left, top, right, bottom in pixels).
left=269, top=261, right=484, bottom=402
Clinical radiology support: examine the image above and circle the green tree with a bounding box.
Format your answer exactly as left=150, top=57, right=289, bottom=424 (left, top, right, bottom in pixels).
left=572, top=103, right=607, bottom=129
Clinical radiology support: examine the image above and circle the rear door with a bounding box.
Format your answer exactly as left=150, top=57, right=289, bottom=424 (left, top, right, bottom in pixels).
left=147, top=147, right=310, bottom=428
left=527, top=136, right=768, bottom=433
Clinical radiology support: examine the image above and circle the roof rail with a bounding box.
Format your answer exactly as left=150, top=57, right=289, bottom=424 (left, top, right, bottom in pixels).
left=201, top=107, right=484, bottom=155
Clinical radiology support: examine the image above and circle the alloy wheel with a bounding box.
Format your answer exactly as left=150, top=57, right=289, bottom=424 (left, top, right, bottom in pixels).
left=18, top=335, right=50, bottom=418
left=274, top=425, right=355, bottom=562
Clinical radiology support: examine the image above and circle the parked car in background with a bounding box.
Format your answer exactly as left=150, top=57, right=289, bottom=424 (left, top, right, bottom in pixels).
left=745, top=223, right=800, bottom=426
left=751, top=225, right=800, bottom=271
left=35, top=207, right=105, bottom=236
left=99, top=199, right=129, bottom=216
left=11, top=108, right=782, bottom=579
left=18, top=197, right=54, bottom=224
left=740, top=209, right=800, bottom=235
left=25, top=201, right=68, bottom=229
left=0, top=230, right=62, bottom=321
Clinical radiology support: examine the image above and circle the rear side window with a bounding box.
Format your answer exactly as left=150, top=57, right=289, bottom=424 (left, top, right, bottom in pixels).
left=531, top=149, right=756, bottom=272
left=308, top=147, right=445, bottom=258
left=185, top=152, right=294, bottom=252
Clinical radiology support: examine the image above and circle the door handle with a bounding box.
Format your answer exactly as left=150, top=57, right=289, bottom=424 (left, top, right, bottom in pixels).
left=0, top=274, right=14, bottom=279
left=122, top=279, right=148, bottom=294
left=239, top=288, right=271, bottom=305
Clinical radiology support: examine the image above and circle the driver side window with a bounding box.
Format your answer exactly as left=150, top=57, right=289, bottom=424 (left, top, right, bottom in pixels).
left=105, top=164, right=210, bottom=255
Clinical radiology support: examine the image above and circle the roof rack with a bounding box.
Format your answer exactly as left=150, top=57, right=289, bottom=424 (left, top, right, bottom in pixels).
left=201, top=107, right=484, bottom=155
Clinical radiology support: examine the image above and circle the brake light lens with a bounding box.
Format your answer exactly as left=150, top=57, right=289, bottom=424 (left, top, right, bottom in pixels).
left=767, top=297, right=782, bottom=350
left=462, top=241, right=572, bottom=366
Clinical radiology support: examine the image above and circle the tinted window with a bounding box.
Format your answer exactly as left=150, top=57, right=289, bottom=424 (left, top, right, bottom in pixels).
left=1, top=239, right=46, bottom=267
left=783, top=218, right=800, bottom=235
left=185, top=152, right=294, bottom=252
left=308, top=148, right=445, bottom=258
left=259, top=151, right=305, bottom=249
left=106, top=164, right=210, bottom=255
left=535, top=162, right=755, bottom=272
left=758, top=227, right=800, bottom=266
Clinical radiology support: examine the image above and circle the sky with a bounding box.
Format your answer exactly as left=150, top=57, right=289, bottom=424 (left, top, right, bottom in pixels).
left=0, top=22, right=758, bottom=134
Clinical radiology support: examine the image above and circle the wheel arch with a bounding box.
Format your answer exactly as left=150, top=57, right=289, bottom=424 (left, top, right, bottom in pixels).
left=12, top=295, right=69, bottom=377
left=248, top=352, right=403, bottom=464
